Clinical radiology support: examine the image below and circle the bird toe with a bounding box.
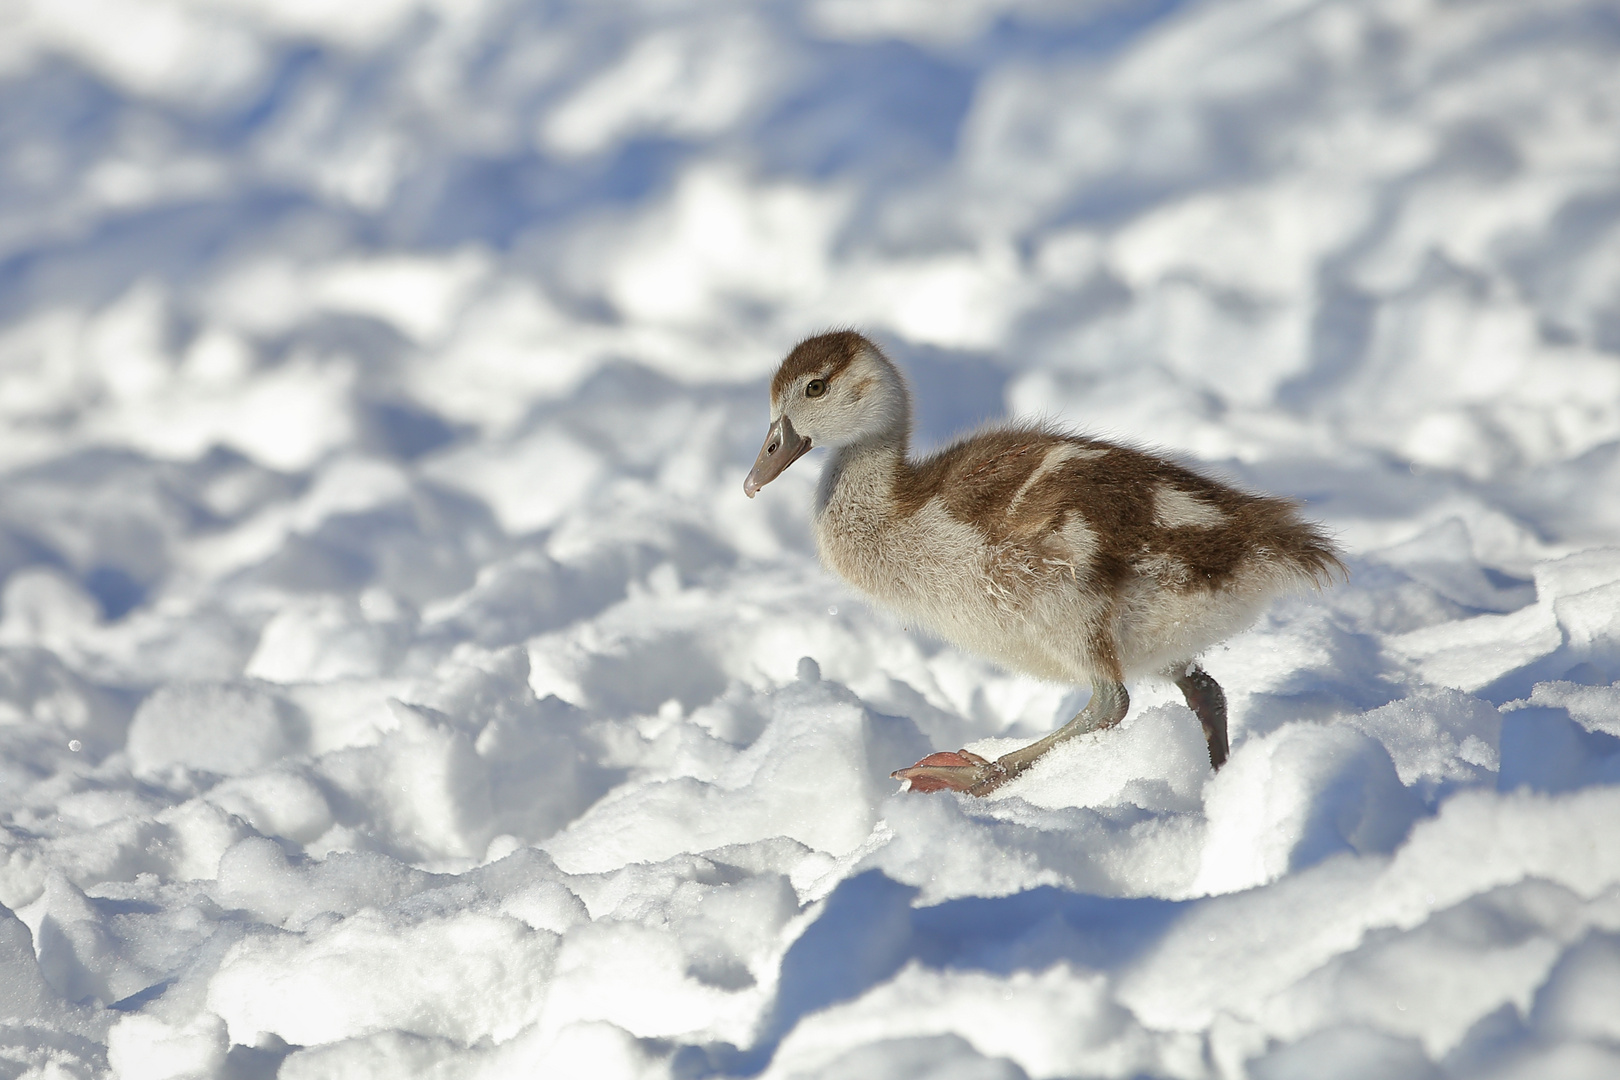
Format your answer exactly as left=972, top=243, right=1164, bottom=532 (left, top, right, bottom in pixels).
left=893, top=750, right=1005, bottom=795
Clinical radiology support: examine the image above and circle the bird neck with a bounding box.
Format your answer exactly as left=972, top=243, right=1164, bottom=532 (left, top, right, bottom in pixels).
left=815, top=429, right=910, bottom=519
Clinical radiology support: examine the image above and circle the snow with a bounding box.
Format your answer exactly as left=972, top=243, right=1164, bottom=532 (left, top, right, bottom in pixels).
left=0, top=0, right=1618, bottom=1077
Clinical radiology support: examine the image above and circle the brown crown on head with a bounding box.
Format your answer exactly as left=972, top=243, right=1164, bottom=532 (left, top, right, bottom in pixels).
left=771, top=331, right=874, bottom=401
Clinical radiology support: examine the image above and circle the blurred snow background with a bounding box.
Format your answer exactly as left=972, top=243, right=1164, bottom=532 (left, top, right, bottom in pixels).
left=2, top=0, right=1620, bottom=1077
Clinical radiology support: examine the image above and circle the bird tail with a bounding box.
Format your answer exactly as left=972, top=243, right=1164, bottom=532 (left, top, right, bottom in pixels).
left=1276, top=518, right=1347, bottom=588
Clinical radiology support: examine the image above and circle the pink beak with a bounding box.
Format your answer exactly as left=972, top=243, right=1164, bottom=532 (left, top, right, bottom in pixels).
left=744, top=416, right=812, bottom=497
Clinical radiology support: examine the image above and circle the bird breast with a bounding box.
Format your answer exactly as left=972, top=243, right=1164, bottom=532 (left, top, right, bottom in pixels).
left=813, top=443, right=1110, bottom=680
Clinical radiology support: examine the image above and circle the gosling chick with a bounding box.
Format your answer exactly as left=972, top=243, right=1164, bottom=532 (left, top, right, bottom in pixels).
left=744, top=331, right=1342, bottom=796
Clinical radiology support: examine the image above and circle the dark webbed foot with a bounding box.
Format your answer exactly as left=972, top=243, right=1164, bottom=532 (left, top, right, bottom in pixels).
left=1176, top=665, right=1228, bottom=769
left=894, top=678, right=1129, bottom=798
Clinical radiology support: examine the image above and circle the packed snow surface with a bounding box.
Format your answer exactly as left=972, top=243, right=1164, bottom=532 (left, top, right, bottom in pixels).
left=3, top=0, right=1620, bottom=1077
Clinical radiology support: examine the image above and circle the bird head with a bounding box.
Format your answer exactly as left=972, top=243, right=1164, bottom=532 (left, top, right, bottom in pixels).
left=744, top=331, right=909, bottom=497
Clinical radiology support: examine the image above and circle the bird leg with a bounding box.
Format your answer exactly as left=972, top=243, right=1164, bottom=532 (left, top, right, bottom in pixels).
left=893, top=678, right=1129, bottom=797
left=1175, top=664, right=1228, bottom=770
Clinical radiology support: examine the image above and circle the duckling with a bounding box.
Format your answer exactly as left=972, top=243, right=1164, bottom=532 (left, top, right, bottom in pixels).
left=744, top=331, right=1343, bottom=797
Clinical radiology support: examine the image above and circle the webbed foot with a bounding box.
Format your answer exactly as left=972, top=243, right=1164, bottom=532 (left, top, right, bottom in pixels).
left=892, top=751, right=1017, bottom=797
left=895, top=677, right=1129, bottom=798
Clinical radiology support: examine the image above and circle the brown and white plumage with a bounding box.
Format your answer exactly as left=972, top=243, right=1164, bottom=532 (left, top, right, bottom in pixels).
left=744, top=330, right=1343, bottom=795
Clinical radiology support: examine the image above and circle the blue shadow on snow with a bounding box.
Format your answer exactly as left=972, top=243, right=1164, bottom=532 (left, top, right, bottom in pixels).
left=673, top=869, right=1185, bottom=1078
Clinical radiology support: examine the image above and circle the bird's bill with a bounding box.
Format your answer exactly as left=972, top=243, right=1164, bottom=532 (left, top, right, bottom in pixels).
left=743, top=416, right=812, bottom=498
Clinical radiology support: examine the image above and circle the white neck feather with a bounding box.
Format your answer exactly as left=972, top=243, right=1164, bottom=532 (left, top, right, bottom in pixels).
left=816, top=436, right=905, bottom=517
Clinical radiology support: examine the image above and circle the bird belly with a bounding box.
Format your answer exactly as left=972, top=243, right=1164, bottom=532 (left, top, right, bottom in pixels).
left=815, top=498, right=1102, bottom=683
left=1112, top=558, right=1302, bottom=676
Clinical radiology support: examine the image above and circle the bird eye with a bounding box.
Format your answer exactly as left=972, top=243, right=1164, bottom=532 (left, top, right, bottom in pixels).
left=806, top=379, right=827, bottom=398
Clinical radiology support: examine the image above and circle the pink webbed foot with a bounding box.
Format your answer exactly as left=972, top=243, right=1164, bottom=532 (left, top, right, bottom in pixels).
left=892, top=751, right=1014, bottom=797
